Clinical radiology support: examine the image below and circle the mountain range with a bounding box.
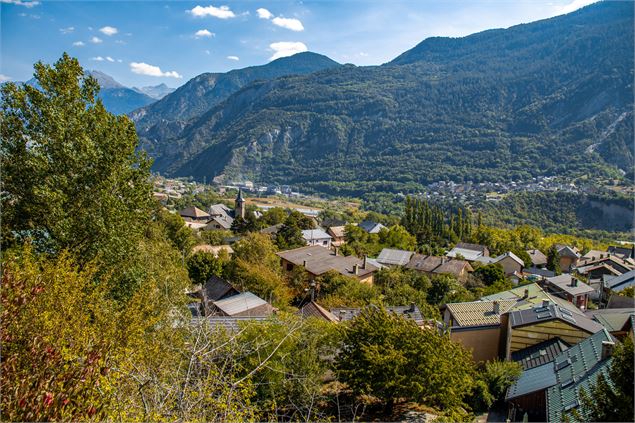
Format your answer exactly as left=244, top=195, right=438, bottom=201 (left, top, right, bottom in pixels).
left=132, top=1, right=634, bottom=196
left=24, top=70, right=174, bottom=115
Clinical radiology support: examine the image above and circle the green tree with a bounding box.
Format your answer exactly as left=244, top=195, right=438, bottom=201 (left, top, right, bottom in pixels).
left=336, top=306, right=477, bottom=415
left=186, top=252, right=224, bottom=285
left=260, top=207, right=288, bottom=226
left=577, top=337, right=634, bottom=422
left=0, top=54, right=153, bottom=266
left=275, top=217, right=307, bottom=250
left=473, top=263, right=506, bottom=286
left=546, top=245, right=562, bottom=275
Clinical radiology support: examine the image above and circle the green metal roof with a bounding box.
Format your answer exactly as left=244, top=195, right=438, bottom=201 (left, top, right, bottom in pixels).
left=546, top=329, right=614, bottom=422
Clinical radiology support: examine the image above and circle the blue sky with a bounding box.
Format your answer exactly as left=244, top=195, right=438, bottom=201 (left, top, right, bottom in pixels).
left=1, top=0, right=599, bottom=88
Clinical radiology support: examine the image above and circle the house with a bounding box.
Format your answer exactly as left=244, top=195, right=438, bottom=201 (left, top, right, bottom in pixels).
left=585, top=308, right=634, bottom=339
left=446, top=242, right=490, bottom=262
left=260, top=223, right=283, bottom=236
left=376, top=248, right=414, bottom=267
left=525, top=267, right=556, bottom=280
left=179, top=206, right=211, bottom=222
left=493, top=252, right=525, bottom=276
left=542, top=274, right=594, bottom=310
left=204, top=214, right=233, bottom=231
left=577, top=255, right=634, bottom=276
left=297, top=301, right=339, bottom=322
left=502, top=300, right=605, bottom=360
left=603, top=269, right=635, bottom=293
left=301, top=229, right=332, bottom=248
left=358, top=220, right=387, bottom=234
left=480, top=283, right=584, bottom=316
left=276, top=245, right=378, bottom=284
left=580, top=249, right=609, bottom=262
left=606, top=293, right=635, bottom=309
left=443, top=300, right=517, bottom=362
left=191, top=244, right=234, bottom=257
left=198, top=275, right=240, bottom=315
left=506, top=329, right=614, bottom=422
left=208, top=292, right=275, bottom=317
left=327, top=226, right=347, bottom=246
left=554, top=245, right=580, bottom=273
left=526, top=249, right=547, bottom=268
left=406, top=254, right=473, bottom=282
left=608, top=245, right=635, bottom=260
left=331, top=304, right=429, bottom=327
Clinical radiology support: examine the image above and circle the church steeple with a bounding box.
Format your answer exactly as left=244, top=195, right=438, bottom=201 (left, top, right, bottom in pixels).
left=235, top=188, right=246, bottom=219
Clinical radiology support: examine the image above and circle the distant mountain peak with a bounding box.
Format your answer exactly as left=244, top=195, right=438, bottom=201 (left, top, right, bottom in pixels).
left=87, top=70, right=124, bottom=89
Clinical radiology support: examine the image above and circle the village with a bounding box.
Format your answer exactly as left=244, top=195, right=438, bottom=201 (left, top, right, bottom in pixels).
left=172, top=187, right=635, bottom=423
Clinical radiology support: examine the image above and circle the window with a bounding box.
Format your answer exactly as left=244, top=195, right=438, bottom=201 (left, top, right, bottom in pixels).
left=323, top=240, right=328, bottom=246
left=286, top=263, right=294, bottom=271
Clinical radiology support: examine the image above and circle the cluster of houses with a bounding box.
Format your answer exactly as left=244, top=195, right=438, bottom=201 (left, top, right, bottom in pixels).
left=178, top=192, right=634, bottom=422
left=178, top=189, right=247, bottom=231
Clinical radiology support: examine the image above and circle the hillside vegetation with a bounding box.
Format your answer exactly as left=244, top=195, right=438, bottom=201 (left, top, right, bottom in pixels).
left=139, top=2, right=633, bottom=196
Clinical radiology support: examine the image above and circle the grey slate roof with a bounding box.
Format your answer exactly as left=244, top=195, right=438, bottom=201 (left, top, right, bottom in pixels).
left=212, top=292, right=273, bottom=317
left=455, top=242, right=489, bottom=255
left=302, top=228, right=332, bottom=241
left=179, top=206, right=210, bottom=219
left=206, top=214, right=233, bottom=229
left=260, top=223, right=284, bottom=235
left=525, top=267, right=556, bottom=278
left=493, top=251, right=525, bottom=267
left=604, top=269, right=635, bottom=291
left=277, top=245, right=378, bottom=279
left=506, top=362, right=558, bottom=400
left=546, top=329, right=614, bottom=422
left=509, top=303, right=605, bottom=334
left=297, top=301, right=339, bottom=322
left=331, top=305, right=425, bottom=326
left=608, top=245, right=634, bottom=259
left=527, top=249, right=548, bottom=267
left=546, top=274, right=595, bottom=296
left=446, top=247, right=486, bottom=261
left=511, top=337, right=570, bottom=370
left=202, top=275, right=239, bottom=302
left=358, top=220, right=386, bottom=234
left=377, top=248, right=414, bottom=266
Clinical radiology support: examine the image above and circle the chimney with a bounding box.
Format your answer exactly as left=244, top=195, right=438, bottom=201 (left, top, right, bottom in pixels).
left=523, top=289, right=529, bottom=299
left=363, top=255, right=367, bottom=269
left=410, top=302, right=416, bottom=312
left=601, top=341, right=615, bottom=360
left=493, top=301, right=500, bottom=314
left=542, top=299, right=550, bottom=308
left=303, top=260, right=307, bottom=267
left=571, top=278, right=578, bottom=287
left=353, top=264, right=359, bottom=275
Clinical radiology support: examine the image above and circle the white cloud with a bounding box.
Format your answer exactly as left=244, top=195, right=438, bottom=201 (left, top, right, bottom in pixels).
left=59, top=26, right=74, bottom=34
left=272, top=16, right=304, bottom=31
left=269, top=41, right=307, bottom=60
left=227, top=55, right=239, bottom=61
left=72, top=41, right=85, bottom=46
left=130, top=62, right=182, bottom=78
left=195, top=29, right=214, bottom=38
left=555, top=0, right=599, bottom=15
left=189, top=5, right=235, bottom=19
left=90, top=36, right=103, bottom=44
left=204, top=49, right=211, bottom=55
left=0, top=0, right=40, bottom=8
left=106, top=56, right=115, bottom=62
left=99, top=26, right=118, bottom=36
left=91, top=56, right=105, bottom=61
left=0, top=74, right=11, bottom=82
left=257, top=8, right=273, bottom=19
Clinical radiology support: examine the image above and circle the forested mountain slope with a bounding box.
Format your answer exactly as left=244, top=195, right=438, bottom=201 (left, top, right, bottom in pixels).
left=143, top=2, right=633, bottom=195
left=130, top=52, right=340, bottom=158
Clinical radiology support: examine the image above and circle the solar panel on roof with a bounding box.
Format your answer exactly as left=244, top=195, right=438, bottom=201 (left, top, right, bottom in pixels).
left=559, top=307, right=573, bottom=317
left=534, top=306, right=549, bottom=313
left=561, top=313, right=576, bottom=324
left=537, top=311, right=553, bottom=319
